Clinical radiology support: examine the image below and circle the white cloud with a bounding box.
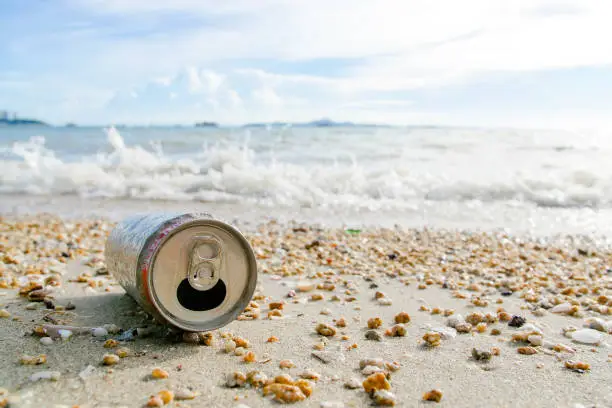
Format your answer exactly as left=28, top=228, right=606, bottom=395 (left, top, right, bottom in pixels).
left=4, top=0, right=612, bottom=125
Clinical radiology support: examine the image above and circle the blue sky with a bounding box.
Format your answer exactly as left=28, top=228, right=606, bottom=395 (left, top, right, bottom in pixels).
left=1, top=0, right=611, bottom=128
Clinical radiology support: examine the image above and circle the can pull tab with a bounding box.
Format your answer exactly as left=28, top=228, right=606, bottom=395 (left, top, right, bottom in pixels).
left=187, top=235, right=222, bottom=291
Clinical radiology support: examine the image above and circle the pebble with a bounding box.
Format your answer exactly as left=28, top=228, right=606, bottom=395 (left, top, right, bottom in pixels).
left=551, top=303, right=573, bottom=314
left=151, top=368, right=169, bottom=379
left=472, top=348, right=492, bottom=361
left=517, top=346, right=538, bottom=355
left=447, top=315, right=464, bottom=328
left=175, top=388, right=197, bottom=400
left=565, top=360, right=590, bottom=372
left=102, top=354, right=120, bottom=365
left=344, top=377, right=362, bottom=389
left=297, top=282, right=314, bottom=292
left=362, top=372, right=390, bottom=393
left=359, top=358, right=385, bottom=369
left=58, top=329, right=72, bottom=340
left=299, top=369, right=321, bottom=381
left=431, top=327, right=457, bottom=340
left=362, top=365, right=385, bottom=375
left=316, top=323, right=337, bottom=337
left=455, top=323, right=472, bottom=333
left=158, top=390, right=174, bottom=404
left=394, top=312, right=411, bottom=324
left=508, top=315, right=526, bottom=328
left=368, top=317, right=383, bottom=329
left=571, top=329, right=603, bottom=345
left=377, top=298, right=393, bottom=306
left=91, top=327, right=108, bottom=337
left=224, top=340, right=237, bottom=353
left=365, top=330, right=382, bottom=341
left=585, top=318, right=608, bottom=333
left=385, top=324, right=406, bottom=337
left=30, top=371, right=61, bottom=382
left=373, top=389, right=397, bottom=406
left=0, top=309, right=11, bottom=318
left=226, top=371, right=247, bottom=388
left=528, top=335, right=543, bottom=346
left=40, top=337, right=53, bottom=346
left=279, top=359, right=295, bottom=369
left=262, top=383, right=306, bottom=403
left=423, top=389, right=443, bottom=402
left=423, top=332, right=442, bottom=347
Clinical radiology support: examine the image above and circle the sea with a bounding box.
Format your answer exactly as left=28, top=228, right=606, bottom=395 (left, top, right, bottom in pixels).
left=1, top=124, right=611, bottom=237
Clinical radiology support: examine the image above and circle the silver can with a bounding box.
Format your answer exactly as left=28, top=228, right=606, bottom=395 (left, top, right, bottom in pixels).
left=104, top=212, right=257, bottom=332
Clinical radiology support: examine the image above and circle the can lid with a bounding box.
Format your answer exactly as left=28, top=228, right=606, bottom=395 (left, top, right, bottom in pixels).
left=147, top=219, right=257, bottom=332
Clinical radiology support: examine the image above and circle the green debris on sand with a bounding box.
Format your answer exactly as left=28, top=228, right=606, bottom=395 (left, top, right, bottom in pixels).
left=345, top=228, right=362, bottom=235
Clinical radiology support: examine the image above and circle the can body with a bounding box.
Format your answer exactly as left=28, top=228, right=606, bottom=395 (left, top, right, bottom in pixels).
left=105, top=212, right=257, bottom=332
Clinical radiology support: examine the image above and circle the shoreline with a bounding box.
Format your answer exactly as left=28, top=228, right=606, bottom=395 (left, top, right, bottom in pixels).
left=0, top=214, right=611, bottom=407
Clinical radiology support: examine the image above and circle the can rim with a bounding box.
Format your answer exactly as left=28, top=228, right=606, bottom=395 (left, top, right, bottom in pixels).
left=139, top=215, right=257, bottom=332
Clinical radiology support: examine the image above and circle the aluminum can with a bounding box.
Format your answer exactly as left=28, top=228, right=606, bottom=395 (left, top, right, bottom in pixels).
left=104, top=212, right=257, bottom=332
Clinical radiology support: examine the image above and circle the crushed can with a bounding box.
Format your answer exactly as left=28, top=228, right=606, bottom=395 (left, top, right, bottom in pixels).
left=104, top=212, right=257, bottom=332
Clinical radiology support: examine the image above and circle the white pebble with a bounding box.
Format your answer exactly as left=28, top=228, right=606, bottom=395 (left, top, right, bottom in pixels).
left=30, top=371, right=61, bottom=382
left=431, top=326, right=457, bottom=340
left=58, top=329, right=72, bottom=340
left=344, top=377, right=361, bottom=389
left=234, top=405, right=251, bottom=408
left=528, top=335, right=543, bottom=346
left=361, top=365, right=385, bottom=375
left=373, top=389, right=397, bottom=405
left=571, top=329, right=603, bottom=345
left=320, top=308, right=332, bottom=316
left=551, top=303, right=572, bottom=314
left=224, top=340, right=237, bottom=353
left=91, top=327, right=108, bottom=337
left=447, top=315, right=464, bottom=328
left=40, top=337, right=54, bottom=346
left=297, top=282, right=314, bottom=292
left=377, top=298, right=393, bottom=306
left=584, top=318, right=607, bottom=333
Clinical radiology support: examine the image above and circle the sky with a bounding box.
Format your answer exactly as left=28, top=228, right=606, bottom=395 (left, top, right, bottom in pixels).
left=0, top=0, right=611, bottom=128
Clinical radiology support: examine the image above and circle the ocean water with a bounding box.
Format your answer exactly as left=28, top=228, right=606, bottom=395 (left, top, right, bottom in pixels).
left=1, top=125, right=611, bottom=236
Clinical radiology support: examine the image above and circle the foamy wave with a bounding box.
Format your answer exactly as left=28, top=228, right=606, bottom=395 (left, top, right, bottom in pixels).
left=0, top=127, right=608, bottom=210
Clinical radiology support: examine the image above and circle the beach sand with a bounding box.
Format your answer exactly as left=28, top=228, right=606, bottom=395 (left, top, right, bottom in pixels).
left=0, top=215, right=611, bottom=408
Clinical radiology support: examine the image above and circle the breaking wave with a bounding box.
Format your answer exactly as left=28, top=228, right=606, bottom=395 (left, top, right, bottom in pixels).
left=0, top=127, right=609, bottom=210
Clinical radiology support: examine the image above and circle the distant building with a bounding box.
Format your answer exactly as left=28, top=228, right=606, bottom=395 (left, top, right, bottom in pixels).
left=0, top=110, right=7, bottom=120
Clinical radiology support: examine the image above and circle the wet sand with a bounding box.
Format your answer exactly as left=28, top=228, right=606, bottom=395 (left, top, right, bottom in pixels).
left=0, top=215, right=611, bottom=408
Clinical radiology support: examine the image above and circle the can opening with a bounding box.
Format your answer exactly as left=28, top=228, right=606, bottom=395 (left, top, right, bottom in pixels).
left=176, top=278, right=227, bottom=311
